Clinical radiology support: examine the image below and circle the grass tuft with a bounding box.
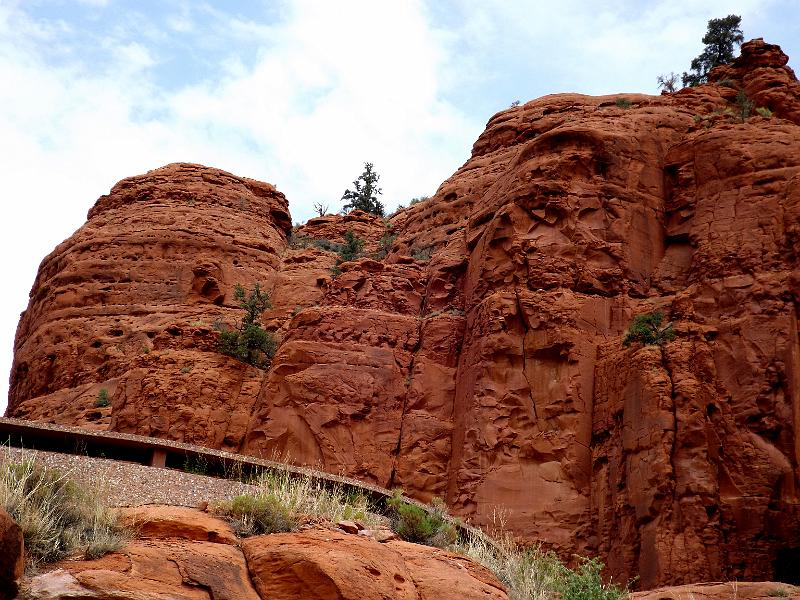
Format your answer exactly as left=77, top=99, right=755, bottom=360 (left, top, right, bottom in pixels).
left=215, top=494, right=296, bottom=537
left=451, top=514, right=631, bottom=600
left=214, top=469, right=380, bottom=537
left=0, top=452, right=126, bottom=569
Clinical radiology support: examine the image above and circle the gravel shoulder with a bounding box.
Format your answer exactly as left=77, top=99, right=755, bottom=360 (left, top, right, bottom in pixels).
left=2, top=446, right=261, bottom=507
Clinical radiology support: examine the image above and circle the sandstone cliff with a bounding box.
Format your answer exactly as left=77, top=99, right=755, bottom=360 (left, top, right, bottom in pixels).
left=8, top=39, right=800, bottom=587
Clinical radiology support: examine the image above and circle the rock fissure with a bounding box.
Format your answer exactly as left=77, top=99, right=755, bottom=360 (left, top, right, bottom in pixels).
left=514, top=287, right=541, bottom=426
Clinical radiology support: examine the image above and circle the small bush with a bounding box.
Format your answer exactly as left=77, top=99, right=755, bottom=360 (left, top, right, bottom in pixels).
left=622, top=311, right=675, bottom=347
left=735, top=89, right=754, bottom=122
left=338, top=230, right=365, bottom=262
left=94, top=388, right=110, bottom=408
left=412, top=247, right=433, bottom=262
left=768, top=589, right=789, bottom=598
left=375, top=232, right=396, bottom=260
left=756, top=106, right=772, bottom=118
left=387, top=491, right=456, bottom=548
left=409, top=195, right=430, bottom=206
left=216, top=284, right=278, bottom=369
left=311, top=238, right=341, bottom=252
left=289, top=234, right=345, bottom=253
left=718, top=78, right=737, bottom=88
left=214, top=470, right=378, bottom=537
left=615, top=97, right=632, bottom=109
left=555, top=557, right=630, bottom=600
left=0, top=457, right=125, bottom=568
left=215, top=494, right=296, bottom=537
left=656, top=73, right=679, bottom=93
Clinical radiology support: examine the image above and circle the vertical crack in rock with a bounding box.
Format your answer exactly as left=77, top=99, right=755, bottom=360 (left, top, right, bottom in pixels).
left=514, top=287, right=541, bottom=425
left=236, top=363, right=262, bottom=454
left=659, top=342, right=680, bottom=576
left=388, top=307, right=425, bottom=491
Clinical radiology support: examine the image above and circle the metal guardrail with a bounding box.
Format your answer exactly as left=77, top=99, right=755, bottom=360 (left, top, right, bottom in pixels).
left=0, top=417, right=393, bottom=504
left=0, top=417, right=490, bottom=544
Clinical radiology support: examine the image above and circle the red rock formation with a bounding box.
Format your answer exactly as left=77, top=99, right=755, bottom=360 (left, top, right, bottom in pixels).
left=20, top=506, right=507, bottom=599
left=243, top=530, right=506, bottom=599
left=8, top=39, right=800, bottom=587
left=0, top=507, right=23, bottom=600
left=632, top=582, right=800, bottom=600
left=8, top=163, right=293, bottom=447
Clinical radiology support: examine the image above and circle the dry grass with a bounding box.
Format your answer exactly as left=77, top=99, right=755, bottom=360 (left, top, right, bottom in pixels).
left=452, top=525, right=563, bottom=600
left=214, top=469, right=381, bottom=536
left=0, top=448, right=127, bottom=569
left=451, top=514, right=630, bottom=600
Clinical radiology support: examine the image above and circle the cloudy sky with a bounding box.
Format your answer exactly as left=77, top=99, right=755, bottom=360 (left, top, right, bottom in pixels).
left=1, top=0, right=798, bottom=413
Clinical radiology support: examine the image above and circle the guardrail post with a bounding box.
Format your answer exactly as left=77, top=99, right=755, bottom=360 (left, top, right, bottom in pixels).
left=150, top=449, right=167, bottom=468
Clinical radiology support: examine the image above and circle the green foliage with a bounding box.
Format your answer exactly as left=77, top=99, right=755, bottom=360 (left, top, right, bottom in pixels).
left=375, top=225, right=396, bottom=260
left=339, top=230, right=366, bottom=262
left=234, top=282, right=271, bottom=326
left=615, top=97, right=632, bottom=109
left=387, top=491, right=457, bottom=548
left=622, top=311, right=675, bottom=348
left=215, top=494, right=296, bottom=537
left=289, top=233, right=343, bottom=253
left=214, top=470, right=379, bottom=537
left=379, top=233, right=396, bottom=255
left=216, top=283, right=278, bottom=369
left=682, top=15, right=743, bottom=87
left=555, top=557, right=631, bottom=600
left=412, top=246, right=433, bottom=262
left=756, top=106, right=773, bottom=118
left=94, top=388, right=110, bottom=408
left=0, top=458, right=125, bottom=568
left=768, top=589, right=789, bottom=598
left=735, top=89, right=754, bottom=122
left=409, top=195, right=429, bottom=206
left=718, top=78, right=737, bottom=88
left=341, top=162, right=384, bottom=216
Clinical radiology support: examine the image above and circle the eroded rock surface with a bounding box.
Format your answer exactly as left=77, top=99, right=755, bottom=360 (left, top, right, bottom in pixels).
left=21, top=506, right=507, bottom=600
left=242, top=530, right=506, bottom=600
left=0, top=507, right=23, bottom=600
left=632, top=582, right=800, bottom=600
left=8, top=39, right=800, bottom=587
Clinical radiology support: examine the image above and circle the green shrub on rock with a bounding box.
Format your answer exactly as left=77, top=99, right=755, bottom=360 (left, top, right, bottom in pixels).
left=216, top=283, right=278, bottom=369
left=555, top=557, right=631, bottom=600
left=387, top=491, right=456, bottom=548
left=94, top=388, right=110, bottom=408
left=622, top=311, right=674, bottom=348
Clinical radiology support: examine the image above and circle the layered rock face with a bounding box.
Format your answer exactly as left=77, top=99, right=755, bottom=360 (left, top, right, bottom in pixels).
left=9, top=163, right=293, bottom=447
left=8, top=39, right=800, bottom=587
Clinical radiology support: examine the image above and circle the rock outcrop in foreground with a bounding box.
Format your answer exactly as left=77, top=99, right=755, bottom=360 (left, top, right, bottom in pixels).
left=8, top=39, right=800, bottom=587
left=21, top=505, right=505, bottom=599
